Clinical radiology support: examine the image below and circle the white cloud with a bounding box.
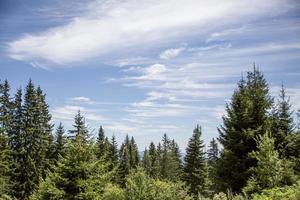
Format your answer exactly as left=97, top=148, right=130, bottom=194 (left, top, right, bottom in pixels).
left=7, top=0, right=292, bottom=66
left=160, top=47, right=185, bottom=59
left=70, top=96, right=95, bottom=104
left=52, top=105, right=106, bottom=122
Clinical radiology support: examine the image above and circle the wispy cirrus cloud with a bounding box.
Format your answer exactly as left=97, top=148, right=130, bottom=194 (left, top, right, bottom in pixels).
left=52, top=105, right=106, bottom=122
left=7, top=0, right=295, bottom=66
left=160, top=47, right=185, bottom=60
left=70, top=96, right=95, bottom=104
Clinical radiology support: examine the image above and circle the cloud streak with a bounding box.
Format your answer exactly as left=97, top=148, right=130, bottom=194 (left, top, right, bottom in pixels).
left=7, top=0, right=294, bottom=66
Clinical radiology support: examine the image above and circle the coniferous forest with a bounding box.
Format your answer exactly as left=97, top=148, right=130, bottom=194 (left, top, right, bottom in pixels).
left=1, top=67, right=300, bottom=200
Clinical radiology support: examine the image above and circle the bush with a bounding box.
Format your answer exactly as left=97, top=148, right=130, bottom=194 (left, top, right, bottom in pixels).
left=252, top=181, right=300, bottom=200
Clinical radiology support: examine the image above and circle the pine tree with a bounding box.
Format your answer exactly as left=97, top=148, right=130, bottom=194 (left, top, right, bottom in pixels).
left=166, top=139, right=183, bottom=181
left=156, top=142, right=163, bottom=178
left=69, top=110, right=89, bottom=143
left=217, top=67, right=273, bottom=192
left=183, top=125, right=206, bottom=197
left=207, top=138, right=219, bottom=194
left=129, top=136, right=139, bottom=169
left=14, top=80, right=43, bottom=199
left=108, top=135, right=119, bottom=170
left=161, top=133, right=170, bottom=179
left=243, top=133, right=295, bottom=194
left=142, top=148, right=151, bottom=175
left=271, top=85, right=294, bottom=156
left=0, top=79, right=13, bottom=141
left=35, top=86, right=54, bottom=173
left=148, top=142, right=160, bottom=178
left=0, top=79, right=13, bottom=197
left=119, top=135, right=131, bottom=186
left=96, top=126, right=110, bottom=159
left=207, top=138, right=218, bottom=163
left=54, top=122, right=66, bottom=162
left=30, top=128, right=113, bottom=200
left=10, top=88, right=24, bottom=198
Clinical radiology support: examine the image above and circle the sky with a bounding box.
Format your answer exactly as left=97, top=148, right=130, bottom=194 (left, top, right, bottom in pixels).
left=1, top=0, right=300, bottom=150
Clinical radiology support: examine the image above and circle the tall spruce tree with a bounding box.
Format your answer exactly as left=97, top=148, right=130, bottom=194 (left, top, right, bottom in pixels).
left=183, top=125, right=206, bottom=197
left=243, top=133, right=295, bottom=194
left=271, top=85, right=294, bottom=156
left=166, top=139, right=183, bottom=181
left=69, top=110, right=89, bottom=142
left=10, top=88, right=24, bottom=199
left=142, top=148, right=151, bottom=175
left=217, top=67, right=273, bottom=192
left=119, top=135, right=131, bottom=186
left=0, top=79, right=13, bottom=197
left=54, top=122, right=66, bottom=162
left=148, top=142, right=160, bottom=178
left=30, top=122, right=113, bottom=200
left=35, top=86, right=54, bottom=173
left=129, top=136, right=139, bottom=168
left=108, top=135, right=119, bottom=170
left=161, top=133, right=170, bottom=179
left=0, top=79, right=13, bottom=141
left=207, top=138, right=219, bottom=194
left=12, top=80, right=55, bottom=199
left=96, top=126, right=110, bottom=159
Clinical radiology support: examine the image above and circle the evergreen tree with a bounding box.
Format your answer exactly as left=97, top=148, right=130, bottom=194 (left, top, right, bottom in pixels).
left=206, top=138, right=219, bottom=194
left=0, top=79, right=13, bottom=198
left=142, top=148, right=151, bottom=175
left=271, top=85, right=294, bottom=156
left=243, top=133, right=295, bottom=194
left=54, top=122, right=66, bottom=162
left=166, top=139, right=183, bottom=181
left=69, top=110, right=89, bottom=142
left=217, top=67, right=273, bottom=192
left=119, top=135, right=131, bottom=186
left=207, top=138, right=219, bottom=163
left=10, top=88, right=24, bottom=198
left=12, top=80, right=55, bottom=199
left=148, top=142, right=160, bottom=178
left=108, top=135, right=119, bottom=170
left=157, top=142, right=163, bottom=178
left=0, top=79, right=13, bottom=142
left=96, top=126, right=110, bottom=159
left=161, top=133, right=170, bottom=179
left=129, top=136, right=139, bottom=168
left=30, top=129, right=113, bottom=200
left=183, top=125, right=206, bottom=197
left=35, top=86, right=54, bottom=172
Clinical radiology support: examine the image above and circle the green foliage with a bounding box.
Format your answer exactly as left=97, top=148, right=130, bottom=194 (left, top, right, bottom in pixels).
left=30, top=123, right=113, bottom=200
left=184, top=125, right=206, bottom=197
left=217, top=67, right=273, bottom=192
left=284, top=131, right=300, bottom=173
left=159, top=134, right=183, bottom=181
left=125, top=167, right=191, bottom=200
left=0, top=80, right=13, bottom=198
left=119, top=135, right=140, bottom=186
left=270, top=85, right=294, bottom=157
left=53, top=122, right=67, bottom=162
left=96, top=126, right=110, bottom=159
left=11, top=80, right=54, bottom=199
left=252, top=181, right=300, bottom=200
left=102, top=184, right=125, bottom=200
left=207, top=138, right=219, bottom=194
left=243, top=133, right=295, bottom=194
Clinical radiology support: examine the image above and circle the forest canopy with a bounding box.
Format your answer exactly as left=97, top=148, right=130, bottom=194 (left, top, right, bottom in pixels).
left=0, top=67, right=300, bottom=200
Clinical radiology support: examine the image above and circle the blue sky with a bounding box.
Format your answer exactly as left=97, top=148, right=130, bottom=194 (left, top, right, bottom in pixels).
left=1, top=0, right=300, bottom=150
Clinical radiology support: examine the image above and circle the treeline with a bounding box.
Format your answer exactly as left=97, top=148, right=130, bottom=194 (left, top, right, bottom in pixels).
left=0, top=67, right=300, bottom=200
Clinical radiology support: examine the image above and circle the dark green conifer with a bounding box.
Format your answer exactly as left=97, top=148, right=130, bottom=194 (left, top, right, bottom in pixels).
left=183, top=125, right=206, bottom=197
left=217, top=67, right=273, bottom=192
